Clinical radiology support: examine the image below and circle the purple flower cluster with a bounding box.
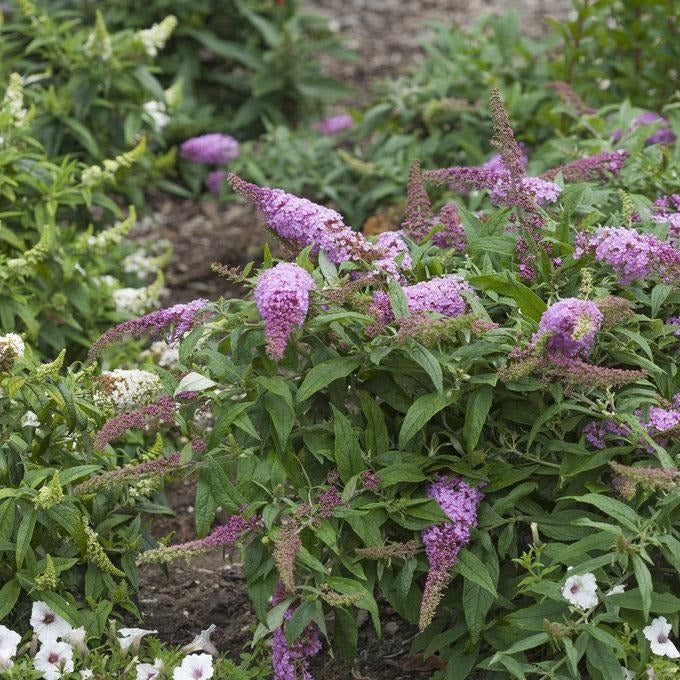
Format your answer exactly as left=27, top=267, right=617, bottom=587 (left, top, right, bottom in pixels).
left=575, top=226, right=680, bottom=285
left=94, top=395, right=177, bottom=450
left=652, top=197, right=680, bottom=243
left=140, top=509, right=258, bottom=564
left=541, top=150, right=629, bottom=182
left=313, top=113, right=355, bottom=136
left=370, top=275, right=472, bottom=327
left=489, top=175, right=562, bottom=207
left=373, top=231, right=412, bottom=278
left=482, top=149, right=528, bottom=175
left=254, top=263, right=316, bottom=360
left=583, top=419, right=631, bottom=449
left=612, top=112, right=676, bottom=146
left=272, top=586, right=322, bottom=680
left=89, top=299, right=208, bottom=359
left=73, top=452, right=182, bottom=495
left=205, top=169, right=227, bottom=196
left=180, top=133, right=240, bottom=164
left=229, top=174, right=373, bottom=264
left=432, top=203, right=467, bottom=251
left=401, top=162, right=466, bottom=251
left=419, top=476, right=483, bottom=630
left=534, top=298, right=604, bottom=358
left=667, top=316, right=680, bottom=337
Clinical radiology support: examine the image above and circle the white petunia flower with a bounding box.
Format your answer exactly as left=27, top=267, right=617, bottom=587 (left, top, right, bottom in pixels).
left=562, top=572, right=598, bottom=610
left=621, top=667, right=634, bottom=680
left=30, top=602, right=72, bottom=643
left=34, top=640, right=74, bottom=679
left=172, top=653, right=214, bottom=680
left=643, top=616, right=680, bottom=658
left=81, top=670, right=93, bottom=679
left=607, top=584, right=626, bottom=596
left=136, top=658, right=164, bottom=680
left=117, top=628, right=157, bottom=655
left=0, top=649, right=13, bottom=670
left=181, top=624, right=218, bottom=656
left=0, top=624, right=21, bottom=658
left=64, top=626, right=87, bottom=655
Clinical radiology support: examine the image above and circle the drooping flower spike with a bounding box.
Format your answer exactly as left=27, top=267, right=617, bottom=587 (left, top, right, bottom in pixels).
left=419, top=476, right=483, bottom=630
left=254, top=262, right=316, bottom=360
left=89, top=299, right=209, bottom=359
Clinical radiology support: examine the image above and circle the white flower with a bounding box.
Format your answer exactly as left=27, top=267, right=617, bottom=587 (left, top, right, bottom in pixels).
left=64, top=626, right=87, bottom=655
left=181, top=624, right=218, bottom=656
left=30, top=602, right=72, bottom=643
left=81, top=670, right=94, bottom=679
left=0, top=649, right=14, bottom=670
left=149, top=340, right=180, bottom=368
left=123, top=250, right=158, bottom=279
left=136, top=658, right=164, bottom=680
left=143, top=101, right=170, bottom=133
left=0, top=332, right=25, bottom=369
left=94, top=369, right=162, bottom=410
left=607, top=584, right=626, bottom=596
left=136, top=16, right=177, bottom=58
left=621, top=668, right=634, bottom=680
left=117, top=628, right=157, bottom=655
left=561, top=572, right=598, bottom=610
left=21, top=410, right=40, bottom=428
left=34, top=640, right=74, bottom=679
left=643, top=616, right=680, bottom=658
left=172, top=653, right=214, bottom=680
left=0, top=624, right=21, bottom=657
left=113, top=287, right=154, bottom=316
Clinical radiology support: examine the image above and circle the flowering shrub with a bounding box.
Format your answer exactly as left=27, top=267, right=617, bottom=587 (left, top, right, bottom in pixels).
left=66, top=87, right=680, bottom=680
left=0, top=77, right=170, bottom=357
left=61, top=0, right=349, bottom=141
left=0, top=0, right=180, bottom=201
left=227, top=6, right=680, bottom=225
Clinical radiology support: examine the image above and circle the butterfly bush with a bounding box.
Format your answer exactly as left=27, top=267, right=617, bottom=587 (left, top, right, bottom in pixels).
left=22, top=86, right=680, bottom=680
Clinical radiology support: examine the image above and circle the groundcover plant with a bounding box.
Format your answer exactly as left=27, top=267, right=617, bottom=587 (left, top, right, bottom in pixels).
left=33, top=88, right=677, bottom=679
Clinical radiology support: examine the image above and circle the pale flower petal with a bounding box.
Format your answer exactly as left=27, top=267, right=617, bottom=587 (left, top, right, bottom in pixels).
left=172, top=653, right=214, bottom=680
left=30, top=602, right=72, bottom=643
left=561, top=572, right=598, bottom=610
left=643, top=617, right=680, bottom=658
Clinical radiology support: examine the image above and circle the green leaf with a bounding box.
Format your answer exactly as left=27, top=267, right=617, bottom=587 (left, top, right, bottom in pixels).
left=206, top=458, right=243, bottom=513
left=494, top=632, right=549, bottom=657
left=464, top=581, right=494, bottom=642
left=285, top=600, right=316, bottom=644
left=409, top=345, right=443, bottom=392
left=387, top=279, right=410, bottom=319
left=16, top=509, right=36, bottom=569
left=455, top=549, right=497, bottom=598
left=297, top=357, right=361, bottom=402
left=358, top=390, right=389, bottom=456
left=463, top=385, right=493, bottom=455
left=174, top=371, right=216, bottom=395
left=586, top=637, right=622, bottom=679
left=333, top=608, right=358, bottom=664
left=0, top=579, right=20, bottom=619
left=468, top=273, right=547, bottom=321
left=264, top=393, right=295, bottom=452
left=195, top=472, right=217, bottom=538
left=632, top=555, right=652, bottom=620
left=570, top=493, right=640, bottom=532
left=332, top=405, right=364, bottom=483
left=398, top=392, right=455, bottom=449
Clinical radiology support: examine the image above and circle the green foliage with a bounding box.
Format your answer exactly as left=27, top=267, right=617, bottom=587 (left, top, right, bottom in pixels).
left=0, top=91, right=165, bottom=357
left=103, top=121, right=680, bottom=678
left=227, top=5, right=680, bottom=225
left=0, top=0, right=180, bottom=201
left=57, top=0, right=351, bottom=140
left=0, top=356, right=145, bottom=637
